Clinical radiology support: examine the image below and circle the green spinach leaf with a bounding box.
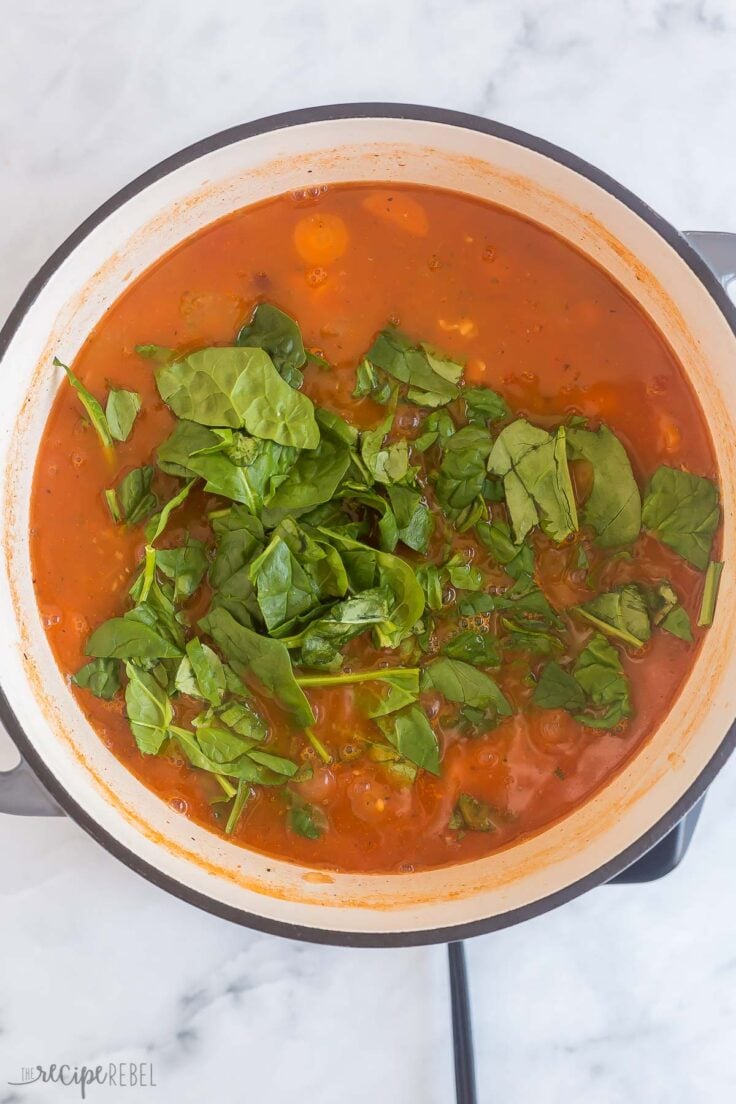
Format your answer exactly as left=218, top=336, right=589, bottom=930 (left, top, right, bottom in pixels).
left=574, top=584, right=651, bottom=648
left=642, top=466, right=720, bottom=569
left=567, top=425, right=641, bottom=548
left=236, top=302, right=306, bottom=387
left=377, top=705, right=440, bottom=775
left=155, top=346, right=319, bottom=449
left=200, top=606, right=315, bottom=727
left=422, top=657, right=512, bottom=717
left=72, top=658, right=122, bottom=700
left=488, top=420, right=578, bottom=543
left=124, top=663, right=172, bottom=754
left=106, top=388, right=141, bottom=443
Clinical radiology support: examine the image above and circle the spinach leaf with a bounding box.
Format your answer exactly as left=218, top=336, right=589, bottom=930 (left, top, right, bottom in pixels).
left=116, top=466, right=158, bottom=526
left=414, top=408, right=456, bottom=452
left=642, top=466, right=720, bottom=569
left=435, top=425, right=492, bottom=520
left=501, top=617, right=563, bottom=655
left=72, top=658, right=122, bottom=700
left=216, top=700, right=268, bottom=742
left=572, top=633, right=631, bottom=729
left=386, top=483, right=433, bottom=553
left=359, top=673, right=420, bottom=717
left=157, top=420, right=222, bottom=477
left=534, top=634, right=630, bottom=729
left=567, top=425, right=641, bottom=548
left=285, top=589, right=392, bottom=670
left=56, top=358, right=112, bottom=450
left=698, top=560, right=723, bottom=628
left=364, top=329, right=462, bottom=407
left=444, top=552, right=483, bottom=591
left=136, top=344, right=175, bottom=365
left=644, top=581, right=693, bottom=642
left=464, top=387, right=509, bottom=425
left=532, top=663, right=586, bottom=710
left=225, top=781, right=251, bottom=834
left=487, top=572, right=563, bottom=627
left=574, top=584, right=651, bottom=648
left=488, top=420, right=578, bottom=543
left=288, top=800, right=326, bottom=839
left=353, top=359, right=393, bottom=404
left=360, top=400, right=409, bottom=484
left=377, top=705, right=440, bottom=775
left=236, top=302, right=306, bottom=387
left=155, top=346, right=319, bottom=449
left=476, top=519, right=534, bottom=580
left=106, top=388, right=141, bottom=443
left=249, top=535, right=321, bottom=632
left=124, top=663, right=172, bottom=754
left=262, top=438, right=352, bottom=522
left=317, top=529, right=425, bottom=648
left=176, top=638, right=226, bottom=706
left=208, top=507, right=265, bottom=626
left=422, top=657, right=512, bottom=717
left=416, top=564, right=444, bottom=611
left=172, top=725, right=285, bottom=785
left=156, top=539, right=208, bottom=601
left=200, top=606, right=315, bottom=727
left=442, top=631, right=500, bottom=666
left=452, top=794, right=497, bottom=832
left=86, top=614, right=183, bottom=660
left=145, top=480, right=196, bottom=545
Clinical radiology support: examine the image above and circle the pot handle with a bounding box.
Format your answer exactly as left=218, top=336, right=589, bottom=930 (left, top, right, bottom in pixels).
left=682, top=230, right=736, bottom=288
left=0, top=746, right=63, bottom=816
left=1, top=230, right=733, bottom=820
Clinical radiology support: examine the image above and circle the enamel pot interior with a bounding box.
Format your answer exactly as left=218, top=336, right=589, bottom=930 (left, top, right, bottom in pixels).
left=1, top=107, right=735, bottom=945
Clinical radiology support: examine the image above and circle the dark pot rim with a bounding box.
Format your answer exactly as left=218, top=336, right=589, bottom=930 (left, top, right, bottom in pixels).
left=2, top=102, right=734, bottom=947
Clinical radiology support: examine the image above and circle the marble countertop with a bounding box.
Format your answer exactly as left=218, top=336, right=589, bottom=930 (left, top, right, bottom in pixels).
left=2, top=1, right=736, bottom=1100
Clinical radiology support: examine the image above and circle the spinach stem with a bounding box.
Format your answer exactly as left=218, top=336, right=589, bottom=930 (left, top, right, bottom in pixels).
left=139, top=545, right=157, bottom=602
left=698, top=560, right=724, bottom=627
left=306, top=727, right=332, bottom=764
left=296, top=667, right=420, bottom=688
left=215, top=774, right=237, bottom=800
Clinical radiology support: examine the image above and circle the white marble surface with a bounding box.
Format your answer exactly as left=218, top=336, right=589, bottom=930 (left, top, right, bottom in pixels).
left=2, top=1, right=736, bottom=1101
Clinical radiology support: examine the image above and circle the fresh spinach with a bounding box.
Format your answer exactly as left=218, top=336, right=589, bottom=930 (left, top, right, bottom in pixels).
left=124, top=663, right=173, bottom=754
left=200, top=606, right=315, bottom=727
left=377, top=705, right=440, bottom=775
left=155, top=346, right=319, bottom=449
left=435, top=424, right=492, bottom=521
left=106, top=388, right=141, bottom=443
left=488, top=420, right=578, bottom=543
left=698, top=560, right=724, bottom=627
left=56, top=358, right=112, bottom=450
left=567, top=425, right=641, bottom=548
left=236, top=302, right=306, bottom=387
left=464, top=387, right=509, bottom=425
left=574, top=584, right=651, bottom=648
left=72, top=658, right=122, bottom=700
left=422, top=657, right=512, bottom=718
left=642, top=466, right=720, bottom=569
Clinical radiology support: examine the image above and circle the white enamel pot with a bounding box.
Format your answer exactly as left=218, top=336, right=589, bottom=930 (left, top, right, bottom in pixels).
left=1, top=105, right=734, bottom=946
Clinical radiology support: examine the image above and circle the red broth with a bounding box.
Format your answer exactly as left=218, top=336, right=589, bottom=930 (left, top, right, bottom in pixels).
left=30, top=183, right=719, bottom=873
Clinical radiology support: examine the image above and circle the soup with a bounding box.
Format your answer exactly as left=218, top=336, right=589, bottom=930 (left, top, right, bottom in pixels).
left=30, top=183, right=722, bottom=873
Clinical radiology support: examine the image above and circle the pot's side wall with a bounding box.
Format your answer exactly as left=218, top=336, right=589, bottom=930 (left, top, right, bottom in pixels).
left=1, top=116, right=735, bottom=937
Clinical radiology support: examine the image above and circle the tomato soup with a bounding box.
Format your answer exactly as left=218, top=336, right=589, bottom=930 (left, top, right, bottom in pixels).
left=30, top=183, right=721, bottom=873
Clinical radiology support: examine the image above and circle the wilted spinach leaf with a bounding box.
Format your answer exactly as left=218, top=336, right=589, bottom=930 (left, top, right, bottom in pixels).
left=422, top=657, right=512, bottom=717
left=574, top=584, right=651, bottom=648
left=106, top=388, right=141, bottom=443
left=124, top=663, right=173, bottom=754
left=642, top=465, right=720, bottom=569
left=377, top=705, right=440, bottom=774
left=155, top=346, right=319, bottom=449
left=200, top=606, right=315, bottom=727
left=72, top=658, right=122, bottom=700
left=464, top=387, right=509, bottom=425
left=488, top=420, right=577, bottom=543
left=236, top=302, right=306, bottom=387
left=435, top=424, right=492, bottom=521
left=567, top=425, right=641, bottom=548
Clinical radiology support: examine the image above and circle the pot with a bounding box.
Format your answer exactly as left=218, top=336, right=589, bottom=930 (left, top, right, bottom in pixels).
left=0, top=105, right=734, bottom=946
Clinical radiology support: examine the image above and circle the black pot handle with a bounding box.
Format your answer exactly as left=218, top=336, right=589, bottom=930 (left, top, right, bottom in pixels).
left=0, top=748, right=62, bottom=815
left=683, top=230, right=736, bottom=287
left=2, top=230, right=734, bottom=818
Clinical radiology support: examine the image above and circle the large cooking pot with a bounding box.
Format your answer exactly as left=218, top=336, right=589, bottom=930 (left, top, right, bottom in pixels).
left=0, top=105, right=734, bottom=946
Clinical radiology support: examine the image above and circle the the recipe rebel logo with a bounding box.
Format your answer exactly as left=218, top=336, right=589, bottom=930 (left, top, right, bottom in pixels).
left=8, top=1062, right=157, bottom=1098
